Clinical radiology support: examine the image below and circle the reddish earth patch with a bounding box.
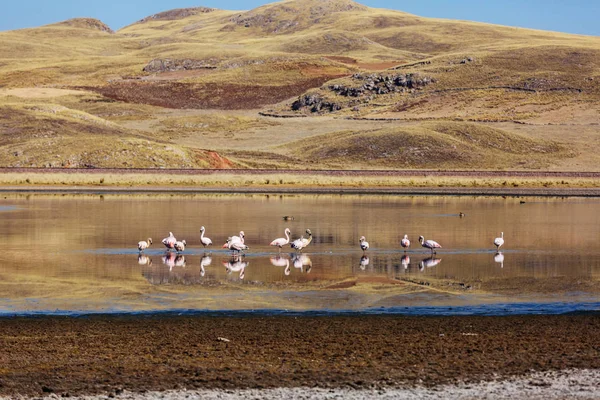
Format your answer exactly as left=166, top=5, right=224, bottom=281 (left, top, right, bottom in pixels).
left=83, top=76, right=346, bottom=110
left=325, top=56, right=358, bottom=64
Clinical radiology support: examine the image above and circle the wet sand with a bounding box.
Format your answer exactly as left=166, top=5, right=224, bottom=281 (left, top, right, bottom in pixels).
left=0, top=314, right=599, bottom=398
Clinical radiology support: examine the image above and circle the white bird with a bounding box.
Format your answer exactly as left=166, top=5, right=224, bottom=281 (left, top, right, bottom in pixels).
left=419, top=235, right=442, bottom=254
left=231, top=231, right=245, bottom=244
left=138, top=238, right=152, bottom=252
left=270, top=228, right=291, bottom=252
left=199, top=226, right=213, bottom=249
left=291, top=229, right=312, bottom=252
left=401, top=234, right=410, bottom=252
left=494, top=232, right=504, bottom=251
left=359, top=236, right=369, bottom=253
left=223, top=237, right=249, bottom=253
left=174, top=239, right=187, bottom=253
left=162, top=232, right=177, bottom=250
left=494, top=252, right=504, bottom=268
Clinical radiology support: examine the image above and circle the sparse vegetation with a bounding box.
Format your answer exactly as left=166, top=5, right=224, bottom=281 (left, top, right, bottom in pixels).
left=0, top=0, right=599, bottom=175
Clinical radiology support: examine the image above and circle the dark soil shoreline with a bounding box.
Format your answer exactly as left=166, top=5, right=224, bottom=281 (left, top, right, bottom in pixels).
left=1, top=314, right=599, bottom=397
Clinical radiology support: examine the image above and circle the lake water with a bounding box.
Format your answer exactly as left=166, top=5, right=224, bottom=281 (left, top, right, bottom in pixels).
left=0, top=193, right=598, bottom=316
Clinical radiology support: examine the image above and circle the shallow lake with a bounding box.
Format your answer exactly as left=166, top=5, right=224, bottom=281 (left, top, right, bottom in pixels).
left=0, top=193, right=598, bottom=315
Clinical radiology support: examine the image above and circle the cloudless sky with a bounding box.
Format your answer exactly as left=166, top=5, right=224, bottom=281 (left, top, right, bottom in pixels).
left=1, top=0, right=599, bottom=36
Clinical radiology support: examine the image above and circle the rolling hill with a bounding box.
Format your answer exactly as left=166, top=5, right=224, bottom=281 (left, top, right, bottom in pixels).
left=0, top=0, right=599, bottom=170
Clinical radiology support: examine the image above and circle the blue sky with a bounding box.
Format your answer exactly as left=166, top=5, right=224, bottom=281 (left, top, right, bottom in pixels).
left=1, top=0, right=599, bottom=36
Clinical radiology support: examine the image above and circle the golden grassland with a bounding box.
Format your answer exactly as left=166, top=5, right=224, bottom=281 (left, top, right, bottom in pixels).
left=0, top=171, right=599, bottom=189
left=0, top=0, right=599, bottom=172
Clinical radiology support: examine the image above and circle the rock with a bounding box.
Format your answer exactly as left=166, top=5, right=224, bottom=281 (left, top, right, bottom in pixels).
left=143, top=58, right=218, bottom=73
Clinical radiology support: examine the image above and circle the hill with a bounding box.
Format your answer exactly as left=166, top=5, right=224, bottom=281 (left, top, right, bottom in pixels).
left=0, top=0, right=598, bottom=170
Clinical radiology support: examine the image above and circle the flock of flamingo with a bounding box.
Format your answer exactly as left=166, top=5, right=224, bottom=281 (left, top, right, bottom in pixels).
left=137, top=227, right=506, bottom=255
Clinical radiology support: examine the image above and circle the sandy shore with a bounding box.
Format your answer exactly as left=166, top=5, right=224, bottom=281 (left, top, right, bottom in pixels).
left=0, top=314, right=598, bottom=398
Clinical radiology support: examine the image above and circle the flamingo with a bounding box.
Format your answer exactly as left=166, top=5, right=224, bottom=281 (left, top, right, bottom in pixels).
left=162, top=232, right=177, bottom=250
left=174, top=239, right=187, bottom=253
left=419, top=235, right=442, bottom=254
left=270, top=228, right=291, bottom=252
left=494, top=232, right=504, bottom=252
left=223, top=237, right=249, bottom=254
left=138, top=238, right=152, bottom=252
left=162, top=252, right=186, bottom=271
left=401, top=234, right=410, bottom=252
left=359, top=236, right=369, bottom=253
left=231, top=231, right=245, bottom=244
left=199, top=226, right=213, bottom=249
left=291, top=229, right=312, bottom=253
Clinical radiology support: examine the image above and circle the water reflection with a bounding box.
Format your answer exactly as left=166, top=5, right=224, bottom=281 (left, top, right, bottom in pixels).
left=401, top=254, right=411, bottom=269
left=200, top=254, right=212, bottom=277
left=162, top=252, right=186, bottom=271
left=270, top=255, right=291, bottom=275
left=138, top=254, right=152, bottom=266
left=223, top=255, right=247, bottom=280
left=359, top=255, right=370, bottom=270
left=292, top=253, right=312, bottom=273
left=419, top=257, right=442, bottom=271
left=494, top=252, right=505, bottom=268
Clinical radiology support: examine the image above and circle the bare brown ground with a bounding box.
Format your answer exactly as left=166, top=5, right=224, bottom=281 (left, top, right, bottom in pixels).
left=0, top=315, right=598, bottom=397
left=84, top=76, right=346, bottom=110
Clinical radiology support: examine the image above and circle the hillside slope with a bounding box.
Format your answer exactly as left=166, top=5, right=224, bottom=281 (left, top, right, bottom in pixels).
left=0, top=0, right=598, bottom=170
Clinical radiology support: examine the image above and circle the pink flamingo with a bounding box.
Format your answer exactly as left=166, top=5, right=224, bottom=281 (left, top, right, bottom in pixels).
left=401, top=234, right=410, bottom=252
left=270, top=228, right=291, bottom=252
left=161, top=232, right=176, bottom=250
left=419, top=235, right=442, bottom=254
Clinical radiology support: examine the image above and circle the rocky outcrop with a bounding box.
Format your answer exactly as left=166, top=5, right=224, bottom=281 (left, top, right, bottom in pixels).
left=136, top=7, right=215, bottom=23
left=143, top=59, right=218, bottom=73
left=55, top=18, right=114, bottom=33
left=292, top=73, right=435, bottom=113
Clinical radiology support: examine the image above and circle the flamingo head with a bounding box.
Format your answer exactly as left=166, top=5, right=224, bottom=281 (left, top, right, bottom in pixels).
left=305, top=229, right=312, bottom=236
left=182, top=240, right=187, bottom=246
left=403, top=234, right=408, bottom=239
left=169, top=232, right=174, bottom=237
left=200, top=226, right=205, bottom=232
left=148, top=238, right=153, bottom=244
left=240, top=231, right=245, bottom=238
left=418, top=235, right=424, bottom=244
left=359, top=236, right=366, bottom=242
left=285, top=228, right=291, bottom=235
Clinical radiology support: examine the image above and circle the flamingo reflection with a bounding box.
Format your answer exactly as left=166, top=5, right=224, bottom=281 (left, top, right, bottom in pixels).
left=419, top=257, right=442, bottom=271
left=359, top=255, right=370, bottom=270
left=200, top=254, right=212, bottom=277
left=162, top=252, right=186, bottom=271
left=494, top=252, right=504, bottom=268
left=223, top=255, right=248, bottom=279
left=270, top=255, right=291, bottom=275
left=138, top=254, right=152, bottom=266
left=401, top=254, right=410, bottom=269
left=292, top=253, right=312, bottom=273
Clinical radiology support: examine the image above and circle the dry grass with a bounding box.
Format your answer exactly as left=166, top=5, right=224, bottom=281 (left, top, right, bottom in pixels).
left=1, top=171, right=599, bottom=189
left=0, top=0, right=599, bottom=172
